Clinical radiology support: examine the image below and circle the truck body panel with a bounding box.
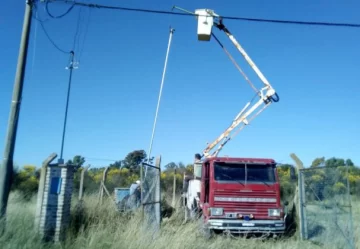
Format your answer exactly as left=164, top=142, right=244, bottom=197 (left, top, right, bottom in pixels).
left=188, top=157, right=287, bottom=235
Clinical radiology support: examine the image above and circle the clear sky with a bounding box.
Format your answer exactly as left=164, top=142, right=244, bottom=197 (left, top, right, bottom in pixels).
left=1, top=0, right=359, bottom=169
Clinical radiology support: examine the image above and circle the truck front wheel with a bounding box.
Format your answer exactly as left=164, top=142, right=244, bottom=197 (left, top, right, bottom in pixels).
left=199, top=215, right=214, bottom=239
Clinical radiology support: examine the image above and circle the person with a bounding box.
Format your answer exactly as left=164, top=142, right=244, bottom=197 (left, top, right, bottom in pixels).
left=129, top=180, right=140, bottom=195
left=194, top=153, right=202, bottom=163
left=127, top=180, right=141, bottom=211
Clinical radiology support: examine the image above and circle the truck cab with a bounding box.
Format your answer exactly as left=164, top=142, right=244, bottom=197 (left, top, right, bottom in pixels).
left=191, top=157, right=288, bottom=236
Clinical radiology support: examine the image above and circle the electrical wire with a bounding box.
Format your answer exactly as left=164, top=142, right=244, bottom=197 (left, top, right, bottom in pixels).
left=33, top=3, right=71, bottom=54
left=45, top=0, right=76, bottom=19
left=49, top=1, right=360, bottom=28
left=77, top=7, right=91, bottom=63
left=38, top=20, right=71, bottom=54
left=83, top=157, right=119, bottom=162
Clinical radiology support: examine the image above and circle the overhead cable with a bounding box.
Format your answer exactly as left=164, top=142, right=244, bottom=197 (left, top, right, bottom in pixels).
left=49, top=1, right=360, bottom=28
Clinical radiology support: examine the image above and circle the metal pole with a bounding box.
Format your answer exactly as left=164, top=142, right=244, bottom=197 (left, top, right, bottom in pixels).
left=0, top=0, right=33, bottom=232
left=59, top=51, right=75, bottom=164
left=146, top=27, right=175, bottom=175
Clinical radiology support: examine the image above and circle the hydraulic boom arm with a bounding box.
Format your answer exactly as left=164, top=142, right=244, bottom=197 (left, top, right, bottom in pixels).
left=172, top=7, right=280, bottom=159
left=198, top=10, right=280, bottom=158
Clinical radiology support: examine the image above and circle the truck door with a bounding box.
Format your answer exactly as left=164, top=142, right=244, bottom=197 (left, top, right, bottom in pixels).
left=201, top=162, right=210, bottom=205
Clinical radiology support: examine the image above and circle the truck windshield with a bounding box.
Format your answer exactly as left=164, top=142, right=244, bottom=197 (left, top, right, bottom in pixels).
left=214, top=162, right=276, bottom=184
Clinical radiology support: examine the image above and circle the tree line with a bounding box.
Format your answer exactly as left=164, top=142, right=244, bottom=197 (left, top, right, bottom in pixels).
left=9, top=150, right=360, bottom=201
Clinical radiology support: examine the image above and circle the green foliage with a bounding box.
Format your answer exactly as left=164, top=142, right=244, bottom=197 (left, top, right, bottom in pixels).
left=67, top=155, right=86, bottom=166
left=123, top=150, right=148, bottom=171
left=311, top=157, right=325, bottom=167
left=11, top=165, right=40, bottom=200
left=277, top=164, right=297, bottom=202
left=9, top=153, right=360, bottom=202
left=325, top=157, right=345, bottom=167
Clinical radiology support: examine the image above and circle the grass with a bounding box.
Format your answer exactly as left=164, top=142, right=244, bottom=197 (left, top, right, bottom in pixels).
left=0, top=191, right=358, bottom=249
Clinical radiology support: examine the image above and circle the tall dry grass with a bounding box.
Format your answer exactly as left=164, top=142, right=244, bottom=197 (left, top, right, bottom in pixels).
left=0, top=191, right=358, bottom=249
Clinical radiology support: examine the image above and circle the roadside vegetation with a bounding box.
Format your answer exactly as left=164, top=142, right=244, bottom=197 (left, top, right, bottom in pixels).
left=2, top=151, right=359, bottom=248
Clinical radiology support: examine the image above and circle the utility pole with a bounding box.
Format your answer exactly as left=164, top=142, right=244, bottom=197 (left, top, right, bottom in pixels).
left=0, top=0, right=33, bottom=232
left=58, top=51, right=76, bottom=164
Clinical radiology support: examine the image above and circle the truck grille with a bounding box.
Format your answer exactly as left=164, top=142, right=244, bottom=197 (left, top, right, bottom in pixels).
left=213, top=190, right=278, bottom=218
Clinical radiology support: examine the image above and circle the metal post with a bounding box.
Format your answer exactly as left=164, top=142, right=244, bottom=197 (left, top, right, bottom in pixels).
left=59, top=51, right=75, bottom=164
left=146, top=27, right=175, bottom=176
left=0, top=0, right=33, bottom=232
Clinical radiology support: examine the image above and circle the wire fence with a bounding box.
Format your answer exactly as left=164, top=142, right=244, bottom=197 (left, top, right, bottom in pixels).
left=141, top=162, right=161, bottom=233
left=298, top=165, right=356, bottom=249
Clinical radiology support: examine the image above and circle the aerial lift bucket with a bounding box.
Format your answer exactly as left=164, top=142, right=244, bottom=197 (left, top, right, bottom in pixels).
left=195, top=9, right=214, bottom=41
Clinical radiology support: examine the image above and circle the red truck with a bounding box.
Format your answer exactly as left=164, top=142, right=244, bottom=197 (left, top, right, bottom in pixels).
left=193, top=157, right=290, bottom=237
left=177, top=7, right=286, bottom=237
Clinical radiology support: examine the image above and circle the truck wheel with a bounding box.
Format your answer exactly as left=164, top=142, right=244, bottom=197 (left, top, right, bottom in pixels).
left=199, top=216, right=214, bottom=239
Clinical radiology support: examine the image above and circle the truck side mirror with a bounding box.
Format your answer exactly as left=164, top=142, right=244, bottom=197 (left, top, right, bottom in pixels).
left=290, top=166, right=296, bottom=180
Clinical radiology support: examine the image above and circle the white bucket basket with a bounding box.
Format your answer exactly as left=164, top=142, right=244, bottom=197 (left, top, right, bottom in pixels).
left=195, top=9, right=214, bottom=41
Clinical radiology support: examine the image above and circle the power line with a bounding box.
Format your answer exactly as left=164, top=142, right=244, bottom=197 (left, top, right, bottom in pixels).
left=48, top=1, right=360, bottom=28
left=45, top=0, right=76, bottom=19
left=37, top=20, right=71, bottom=53
left=83, top=157, right=119, bottom=162
left=33, top=4, right=71, bottom=54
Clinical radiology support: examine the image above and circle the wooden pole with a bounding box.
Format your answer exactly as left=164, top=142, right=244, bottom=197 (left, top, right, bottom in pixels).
left=0, top=1, right=33, bottom=233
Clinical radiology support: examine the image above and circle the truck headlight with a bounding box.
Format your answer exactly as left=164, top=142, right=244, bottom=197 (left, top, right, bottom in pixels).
left=209, top=208, right=223, bottom=216
left=268, top=208, right=281, bottom=217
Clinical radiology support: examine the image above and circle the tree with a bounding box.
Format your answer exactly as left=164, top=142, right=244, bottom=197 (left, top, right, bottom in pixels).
left=123, top=150, right=147, bottom=170
left=109, top=160, right=123, bottom=169
left=67, top=155, right=85, bottom=167
left=346, top=159, right=354, bottom=167
left=325, top=157, right=345, bottom=167
left=164, top=162, right=178, bottom=171
left=12, top=165, right=40, bottom=200
left=311, top=157, right=325, bottom=167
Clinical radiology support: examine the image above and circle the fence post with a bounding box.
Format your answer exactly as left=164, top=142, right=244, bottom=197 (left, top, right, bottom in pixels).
left=172, top=168, right=176, bottom=208
left=290, top=153, right=307, bottom=240
left=34, top=153, right=57, bottom=232
left=79, top=165, right=90, bottom=201
left=155, top=156, right=162, bottom=227
left=345, top=164, right=356, bottom=249
left=99, top=167, right=109, bottom=204
left=298, top=170, right=308, bottom=240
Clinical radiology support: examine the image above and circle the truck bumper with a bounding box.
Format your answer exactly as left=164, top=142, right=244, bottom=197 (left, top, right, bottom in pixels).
left=207, top=218, right=286, bottom=233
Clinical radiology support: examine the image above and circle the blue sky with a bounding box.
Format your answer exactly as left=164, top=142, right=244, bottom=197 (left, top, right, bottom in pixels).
left=1, top=0, right=359, bottom=169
